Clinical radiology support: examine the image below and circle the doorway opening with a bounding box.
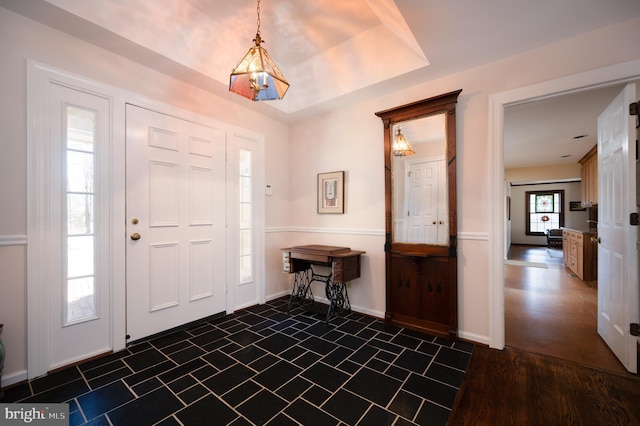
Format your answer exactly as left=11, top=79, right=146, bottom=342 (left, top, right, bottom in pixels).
left=502, top=85, right=631, bottom=373
left=488, top=60, right=640, bottom=373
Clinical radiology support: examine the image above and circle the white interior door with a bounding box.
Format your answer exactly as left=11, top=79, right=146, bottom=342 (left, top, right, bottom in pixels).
left=405, top=157, right=446, bottom=244
left=597, top=83, right=638, bottom=373
left=125, top=105, right=226, bottom=342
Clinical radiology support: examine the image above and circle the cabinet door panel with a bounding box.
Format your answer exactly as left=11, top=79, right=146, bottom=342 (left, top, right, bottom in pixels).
left=389, top=254, right=420, bottom=317
left=418, top=257, right=450, bottom=324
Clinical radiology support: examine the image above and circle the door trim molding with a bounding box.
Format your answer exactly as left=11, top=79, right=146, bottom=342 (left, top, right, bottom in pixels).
left=225, top=132, right=267, bottom=312
left=27, top=61, right=126, bottom=378
left=488, top=59, right=640, bottom=350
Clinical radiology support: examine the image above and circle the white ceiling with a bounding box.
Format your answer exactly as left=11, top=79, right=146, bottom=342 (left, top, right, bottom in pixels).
left=3, top=0, right=640, bottom=167
left=504, top=85, right=626, bottom=169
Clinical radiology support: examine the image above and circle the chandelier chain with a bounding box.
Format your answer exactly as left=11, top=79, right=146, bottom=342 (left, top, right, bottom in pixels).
left=256, top=0, right=261, bottom=36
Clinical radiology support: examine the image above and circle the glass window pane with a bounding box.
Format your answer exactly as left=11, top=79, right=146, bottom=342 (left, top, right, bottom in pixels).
left=67, top=235, right=94, bottom=278
left=66, top=106, right=97, bottom=326
left=68, top=193, right=94, bottom=235
left=67, top=106, right=95, bottom=152
left=67, top=276, right=96, bottom=323
left=239, top=148, right=252, bottom=285
left=239, top=204, right=251, bottom=229
left=239, top=149, right=251, bottom=176
left=67, top=150, right=94, bottom=193
left=536, top=194, right=553, bottom=212
left=240, top=256, right=252, bottom=284
left=240, top=230, right=252, bottom=256
left=240, top=176, right=251, bottom=203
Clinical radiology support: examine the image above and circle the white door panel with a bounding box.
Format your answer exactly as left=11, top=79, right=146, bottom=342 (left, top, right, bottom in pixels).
left=126, top=105, right=226, bottom=342
left=597, top=83, right=637, bottom=373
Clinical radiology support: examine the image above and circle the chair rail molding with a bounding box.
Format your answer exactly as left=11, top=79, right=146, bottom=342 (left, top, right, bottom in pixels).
left=0, top=235, right=28, bottom=246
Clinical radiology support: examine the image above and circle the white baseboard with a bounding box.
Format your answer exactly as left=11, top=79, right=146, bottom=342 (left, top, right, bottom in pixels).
left=458, top=330, right=489, bottom=345
left=1, top=369, right=28, bottom=388
left=265, top=290, right=290, bottom=302
left=233, top=300, right=260, bottom=312
left=266, top=291, right=485, bottom=345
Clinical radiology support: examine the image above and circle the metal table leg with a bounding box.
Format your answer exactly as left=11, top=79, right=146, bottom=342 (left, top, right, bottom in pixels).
left=325, top=280, right=351, bottom=324
left=287, top=268, right=314, bottom=314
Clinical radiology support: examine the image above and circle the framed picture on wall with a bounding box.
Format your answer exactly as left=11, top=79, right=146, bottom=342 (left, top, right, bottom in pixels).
left=569, top=201, right=586, bottom=211
left=318, top=171, right=344, bottom=214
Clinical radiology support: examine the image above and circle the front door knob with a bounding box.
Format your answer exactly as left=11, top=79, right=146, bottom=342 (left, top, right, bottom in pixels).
left=131, top=232, right=141, bottom=241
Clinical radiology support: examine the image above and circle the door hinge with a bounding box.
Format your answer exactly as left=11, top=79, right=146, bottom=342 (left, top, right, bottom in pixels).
left=630, top=102, right=639, bottom=116
left=631, top=323, right=639, bottom=337
left=631, top=212, right=639, bottom=226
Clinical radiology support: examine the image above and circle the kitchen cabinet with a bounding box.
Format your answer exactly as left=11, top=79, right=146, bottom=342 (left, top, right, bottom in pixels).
left=583, top=234, right=598, bottom=284
left=563, top=229, right=598, bottom=283
left=563, top=229, right=584, bottom=280
left=579, top=145, right=597, bottom=205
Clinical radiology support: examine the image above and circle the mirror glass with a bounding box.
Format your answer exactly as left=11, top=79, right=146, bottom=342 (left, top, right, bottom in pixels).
left=391, top=112, right=448, bottom=245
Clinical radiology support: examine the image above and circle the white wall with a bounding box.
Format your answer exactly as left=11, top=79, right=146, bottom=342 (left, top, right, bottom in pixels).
left=509, top=181, right=587, bottom=246
left=2, top=5, right=640, bottom=385
left=505, top=164, right=585, bottom=248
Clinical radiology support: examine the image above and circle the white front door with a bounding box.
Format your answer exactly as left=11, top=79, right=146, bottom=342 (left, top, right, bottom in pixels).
left=597, top=83, right=638, bottom=373
left=125, top=105, right=226, bottom=342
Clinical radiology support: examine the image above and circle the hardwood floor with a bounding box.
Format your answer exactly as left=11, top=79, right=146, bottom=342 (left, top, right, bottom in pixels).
left=504, top=244, right=627, bottom=374
left=449, top=345, right=640, bottom=426
left=448, top=244, right=640, bottom=425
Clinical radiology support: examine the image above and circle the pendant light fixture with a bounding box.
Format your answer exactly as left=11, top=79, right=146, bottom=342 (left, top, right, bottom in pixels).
left=393, top=128, right=415, bottom=156
left=229, top=0, right=289, bottom=101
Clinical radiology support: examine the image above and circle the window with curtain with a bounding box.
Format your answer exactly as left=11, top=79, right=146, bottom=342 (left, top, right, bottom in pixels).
left=526, top=190, right=564, bottom=235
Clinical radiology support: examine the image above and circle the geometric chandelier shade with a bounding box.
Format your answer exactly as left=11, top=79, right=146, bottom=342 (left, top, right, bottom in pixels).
left=229, top=0, right=289, bottom=101
left=393, top=128, right=415, bottom=156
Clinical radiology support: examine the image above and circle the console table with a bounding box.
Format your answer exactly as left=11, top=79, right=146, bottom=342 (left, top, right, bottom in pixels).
left=282, top=245, right=365, bottom=324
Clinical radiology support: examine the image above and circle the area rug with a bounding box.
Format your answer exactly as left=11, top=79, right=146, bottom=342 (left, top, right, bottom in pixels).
left=504, top=259, right=548, bottom=268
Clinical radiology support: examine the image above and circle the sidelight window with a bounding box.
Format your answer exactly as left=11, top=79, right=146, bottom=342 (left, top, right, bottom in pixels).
left=239, top=149, right=253, bottom=284
left=65, top=106, right=97, bottom=324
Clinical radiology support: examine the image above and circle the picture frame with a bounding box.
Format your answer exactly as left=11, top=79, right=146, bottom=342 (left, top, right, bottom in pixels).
left=569, top=201, right=586, bottom=211
left=317, top=171, right=344, bottom=214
